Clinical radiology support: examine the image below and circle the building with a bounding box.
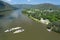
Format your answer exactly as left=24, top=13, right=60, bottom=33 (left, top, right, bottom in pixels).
left=40, top=18, right=50, bottom=25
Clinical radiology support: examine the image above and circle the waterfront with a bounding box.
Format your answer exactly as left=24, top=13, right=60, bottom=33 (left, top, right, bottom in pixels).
left=0, top=9, right=60, bottom=40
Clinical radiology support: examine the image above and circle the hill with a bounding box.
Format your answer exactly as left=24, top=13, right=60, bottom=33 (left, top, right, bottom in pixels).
left=0, top=0, right=15, bottom=11
left=13, top=4, right=33, bottom=9
left=34, top=3, right=60, bottom=10
left=13, top=3, right=60, bottom=10
left=0, top=0, right=17, bottom=17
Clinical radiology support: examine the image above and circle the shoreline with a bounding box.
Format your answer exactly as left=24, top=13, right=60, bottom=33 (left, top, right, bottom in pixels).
left=29, top=15, right=50, bottom=25
left=29, top=15, right=40, bottom=22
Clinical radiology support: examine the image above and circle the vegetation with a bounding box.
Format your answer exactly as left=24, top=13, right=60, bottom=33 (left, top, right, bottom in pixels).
left=0, top=1, right=13, bottom=11
left=22, top=8, right=60, bottom=22
left=47, top=21, right=60, bottom=33
left=22, top=6, right=60, bottom=33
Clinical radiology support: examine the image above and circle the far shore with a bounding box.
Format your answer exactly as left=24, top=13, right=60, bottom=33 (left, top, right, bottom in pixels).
left=0, top=9, right=17, bottom=12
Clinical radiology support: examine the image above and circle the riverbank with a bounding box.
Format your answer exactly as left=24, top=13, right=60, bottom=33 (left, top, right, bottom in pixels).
left=29, top=15, right=50, bottom=25
left=29, top=15, right=40, bottom=22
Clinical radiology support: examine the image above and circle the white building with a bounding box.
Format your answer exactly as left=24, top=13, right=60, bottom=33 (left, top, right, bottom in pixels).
left=40, top=18, right=50, bottom=25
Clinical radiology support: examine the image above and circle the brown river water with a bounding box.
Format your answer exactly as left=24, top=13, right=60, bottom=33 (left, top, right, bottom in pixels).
left=0, top=9, right=60, bottom=40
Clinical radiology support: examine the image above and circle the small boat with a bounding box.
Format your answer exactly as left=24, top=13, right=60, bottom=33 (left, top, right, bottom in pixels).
left=47, top=27, right=53, bottom=32
left=13, top=29, right=24, bottom=34
left=4, top=30, right=10, bottom=32
left=47, top=29, right=51, bottom=32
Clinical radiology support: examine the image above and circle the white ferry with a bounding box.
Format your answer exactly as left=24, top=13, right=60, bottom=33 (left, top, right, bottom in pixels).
left=13, top=29, right=24, bottom=34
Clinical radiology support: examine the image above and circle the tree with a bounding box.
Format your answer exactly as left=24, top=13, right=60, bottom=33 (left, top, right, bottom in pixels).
left=47, top=21, right=60, bottom=33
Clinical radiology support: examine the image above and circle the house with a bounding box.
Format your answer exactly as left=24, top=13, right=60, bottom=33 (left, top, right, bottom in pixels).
left=40, top=18, right=50, bottom=25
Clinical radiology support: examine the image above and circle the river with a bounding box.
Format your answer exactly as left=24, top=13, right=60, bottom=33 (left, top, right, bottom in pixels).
left=0, top=9, right=60, bottom=40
